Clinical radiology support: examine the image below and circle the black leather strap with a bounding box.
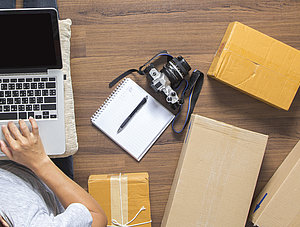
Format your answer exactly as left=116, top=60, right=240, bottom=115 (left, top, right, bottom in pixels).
left=109, top=50, right=173, bottom=88
left=187, top=71, right=204, bottom=123
left=109, top=69, right=140, bottom=88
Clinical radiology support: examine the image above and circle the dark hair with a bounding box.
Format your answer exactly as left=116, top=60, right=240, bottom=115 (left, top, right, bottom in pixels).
left=0, top=212, right=13, bottom=227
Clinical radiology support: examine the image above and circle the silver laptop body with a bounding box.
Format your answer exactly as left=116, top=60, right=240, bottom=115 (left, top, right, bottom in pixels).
left=0, top=8, right=65, bottom=156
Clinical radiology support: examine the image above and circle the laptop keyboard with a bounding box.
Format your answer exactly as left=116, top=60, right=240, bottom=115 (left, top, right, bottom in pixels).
left=0, top=76, right=57, bottom=120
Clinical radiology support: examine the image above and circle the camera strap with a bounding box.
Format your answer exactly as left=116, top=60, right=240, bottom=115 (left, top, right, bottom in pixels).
left=109, top=51, right=173, bottom=88
left=172, top=70, right=204, bottom=133
left=109, top=69, right=142, bottom=88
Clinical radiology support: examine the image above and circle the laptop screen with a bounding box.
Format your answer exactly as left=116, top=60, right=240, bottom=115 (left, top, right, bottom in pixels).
left=0, top=9, right=62, bottom=73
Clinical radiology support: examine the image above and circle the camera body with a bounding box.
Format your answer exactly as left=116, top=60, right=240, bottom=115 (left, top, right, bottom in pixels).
left=144, top=56, right=191, bottom=109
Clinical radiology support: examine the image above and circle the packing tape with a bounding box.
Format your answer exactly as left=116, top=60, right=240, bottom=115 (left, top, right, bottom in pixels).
left=108, top=173, right=152, bottom=227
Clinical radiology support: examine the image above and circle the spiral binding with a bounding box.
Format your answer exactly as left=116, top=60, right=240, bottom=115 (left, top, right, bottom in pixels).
left=91, top=78, right=129, bottom=122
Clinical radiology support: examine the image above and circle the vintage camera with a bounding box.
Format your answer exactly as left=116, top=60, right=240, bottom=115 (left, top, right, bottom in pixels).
left=144, top=56, right=191, bottom=109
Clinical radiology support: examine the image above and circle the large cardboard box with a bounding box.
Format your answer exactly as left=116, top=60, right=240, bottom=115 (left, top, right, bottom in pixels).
left=208, top=21, right=300, bottom=110
left=88, top=173, right=152, bottom=227
left=161, top=114, right=268, bottom=227
left=250, top=140, right=300, bottom=227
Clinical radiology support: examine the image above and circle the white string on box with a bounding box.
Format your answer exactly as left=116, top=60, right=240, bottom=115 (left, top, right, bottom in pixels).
left=108, top=173, right=152, bottom=227
left=91, top=78, right=129, bottom=122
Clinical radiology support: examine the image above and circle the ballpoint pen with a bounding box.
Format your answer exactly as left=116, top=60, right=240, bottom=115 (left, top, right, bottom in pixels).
left=117, top=95, right=148, bottom=133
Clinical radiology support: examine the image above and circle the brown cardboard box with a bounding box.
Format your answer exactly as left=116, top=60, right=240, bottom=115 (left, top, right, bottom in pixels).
left=250, top=140, right=300, bottom=227
left=208, top=21, right=300, bottom=110
left=88, top=173, right=152, bottom=227
left=161, top=114, right=268, bottom=227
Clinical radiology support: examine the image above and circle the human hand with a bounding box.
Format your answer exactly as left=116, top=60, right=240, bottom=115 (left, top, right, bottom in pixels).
left=0, top=117, right=49, bottom=171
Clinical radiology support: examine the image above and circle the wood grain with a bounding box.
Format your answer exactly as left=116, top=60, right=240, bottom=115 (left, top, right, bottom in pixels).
left=58, top=0, right=300, bottom=226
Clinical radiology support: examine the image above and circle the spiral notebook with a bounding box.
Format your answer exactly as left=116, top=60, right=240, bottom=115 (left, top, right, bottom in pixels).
left=91, top=78, right=175, bottom=161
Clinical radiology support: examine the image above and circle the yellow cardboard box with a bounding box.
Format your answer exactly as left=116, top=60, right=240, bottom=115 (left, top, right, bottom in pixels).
left=250, top=140, right=300, bottom=227
left=208, top=21, right=300, bottom=110
left=88, top=173, right=152, bottom=227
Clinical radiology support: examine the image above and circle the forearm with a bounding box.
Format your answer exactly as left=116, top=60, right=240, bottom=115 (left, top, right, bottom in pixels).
left=32, top=157, right=107, bottom=226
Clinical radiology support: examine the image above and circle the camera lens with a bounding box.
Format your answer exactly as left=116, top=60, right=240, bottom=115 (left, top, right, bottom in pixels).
left=161, top=56, right=191, bottom=87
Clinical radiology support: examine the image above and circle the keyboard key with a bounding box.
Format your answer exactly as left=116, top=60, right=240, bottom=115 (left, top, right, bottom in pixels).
left=21, top=97, right=28, bottom=104
left=20, top=91, right=26, bottom=97
left=10, top=79, right=17, bottom=82
left=0, top=106, right=2, bottom=112
left=26, top=78, right=32, bottom=82
left=42, top=90, right=49, bottom=96
left=3, top=79, right=9, bottom=83
left=8, top=84, right=15, bottom=90
left=46, top=82, right=56, bottom=89
left=5, top=91, right=11, bottom=97
left=41, top=78, right=48, bottom=81
left=34, top=78, right=40, bottom=82
left=33, top=104, right=40, bottom=111
left=35, top=115, right=42, bottom=119
left=16, top=83, right=22, bottom=89
left=14, top=98, right=21, bottom=104
left=23, top=83, right=30, bottom=89
left=43, top=111, right=49, bottom=119
left=11, top=105, right=17, bottom=111
left=50, top=90, right=56, bottom=96
left=41, top=104, right=56, bottom=110
left=35, top=90, right=41, bottom=96
left=12, top=91, right=19, bottom=97
left=44, top=97, right=56, bottom=103
left=29, top=97, right=36, bottom=104
left=31, top=83, right=37, bottom=89
left=27, top=90, right=34, bottom=96
left=7, top=98, right=13, bottom=104
left=18, top=105, right=25, bottom=111
left=50, top=114, right=57, bottom=118
left=26, top=105, right=32, bottom=111
left=0, top=91, right=4, bottom=97
left=0, top=98, right=6, bottom=104
left=38, top=83, right=45, bottom=89
left=4, top=106, right=10, bottom=112
left=18, top=78, right=25, bottom=82
left=19, top=112, right=27, bottom=119
left=49, top=77, right=56, bottom=81
left=37, top=97, right=43, bottom=103
left=1, top=84, right=7, bottom=90
left=28, top=112, right=34, bottom=118
left=0, top=112, right=17, bottom=120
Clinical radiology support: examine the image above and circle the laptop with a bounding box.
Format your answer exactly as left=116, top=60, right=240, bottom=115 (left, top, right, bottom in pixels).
left=0, top=8, right=65, bottom=156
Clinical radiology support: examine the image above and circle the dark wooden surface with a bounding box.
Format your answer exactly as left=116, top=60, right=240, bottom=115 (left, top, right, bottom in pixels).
left=25, top=0, right=300, bottom=226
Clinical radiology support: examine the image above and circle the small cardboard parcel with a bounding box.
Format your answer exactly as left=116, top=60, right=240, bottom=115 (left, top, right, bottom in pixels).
left=88, top=172, right=152, bottom=227
left=250, top=140, right=300, bottom=227
left=208, top=21, right=300, bottom=110
left=161, top=114, right=268, bottom=227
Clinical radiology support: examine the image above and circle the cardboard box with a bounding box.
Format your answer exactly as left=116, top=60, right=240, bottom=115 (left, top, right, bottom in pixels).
left=250, top=140, right=300, bottom=227
left=161, top=114, right=268, bottom=227
left=88, top=173, right=152, bottom=227
left=208, top=21, right=300, bottom=110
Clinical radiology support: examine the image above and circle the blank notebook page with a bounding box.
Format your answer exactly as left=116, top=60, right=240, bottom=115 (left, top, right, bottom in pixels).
left=91, top=78, right=175, bottom=161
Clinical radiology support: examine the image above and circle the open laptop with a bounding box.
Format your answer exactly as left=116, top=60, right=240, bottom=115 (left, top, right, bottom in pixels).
left=0, top=8, right=65, bottom=156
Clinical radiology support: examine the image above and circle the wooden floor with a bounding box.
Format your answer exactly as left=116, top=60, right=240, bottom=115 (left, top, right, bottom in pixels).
left=34, top=0, right=300, bottom=226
